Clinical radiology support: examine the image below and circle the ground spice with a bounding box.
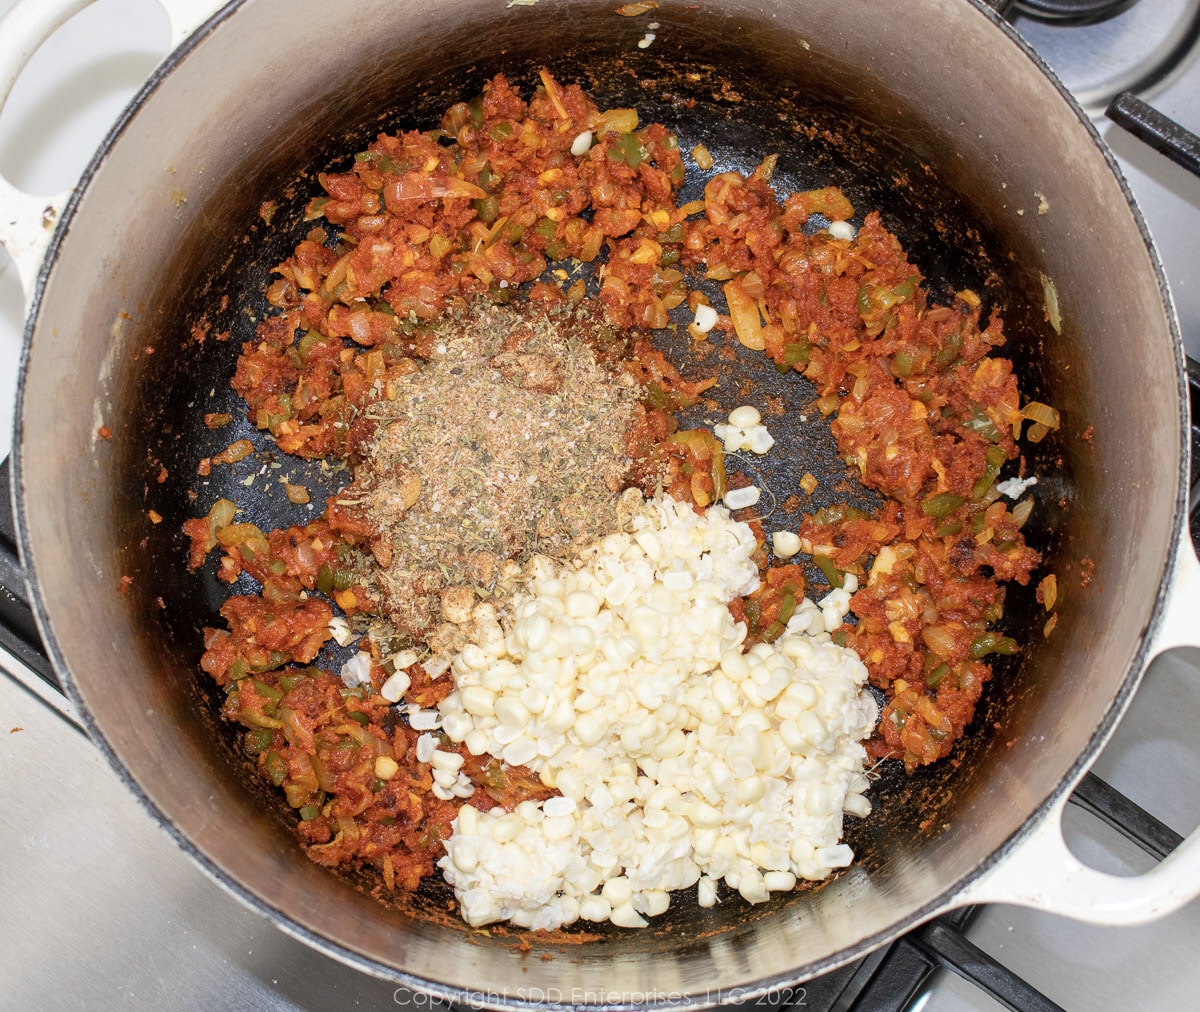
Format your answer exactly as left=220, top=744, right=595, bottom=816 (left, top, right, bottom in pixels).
left=353, top=300, right=640, bottom=640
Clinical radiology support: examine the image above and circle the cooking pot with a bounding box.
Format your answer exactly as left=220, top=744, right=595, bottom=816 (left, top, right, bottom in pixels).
left=3, top=0, right=1200, bottom=1007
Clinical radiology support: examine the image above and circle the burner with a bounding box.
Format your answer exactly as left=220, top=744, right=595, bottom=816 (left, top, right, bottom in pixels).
left=1011, top=0, right=1200, bottom=113
left=1010, top=0, right=1140, bottom=24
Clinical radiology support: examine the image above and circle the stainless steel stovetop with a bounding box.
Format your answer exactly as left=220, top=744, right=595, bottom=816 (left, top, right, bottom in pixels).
left=1, top=2, right=1199, bottom=1009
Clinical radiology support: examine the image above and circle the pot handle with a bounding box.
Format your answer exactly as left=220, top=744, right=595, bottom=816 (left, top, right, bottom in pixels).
left=956, top=536, right=1200, bottom=923
left=0, top=0, right=229, bottom=302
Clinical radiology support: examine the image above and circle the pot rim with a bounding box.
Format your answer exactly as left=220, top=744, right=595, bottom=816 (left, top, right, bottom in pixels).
left=8, top=0, right=1191, bottom=1005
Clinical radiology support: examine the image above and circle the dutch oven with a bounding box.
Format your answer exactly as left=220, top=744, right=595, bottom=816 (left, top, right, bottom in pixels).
left=2, top=0, right=1199, bottom=1007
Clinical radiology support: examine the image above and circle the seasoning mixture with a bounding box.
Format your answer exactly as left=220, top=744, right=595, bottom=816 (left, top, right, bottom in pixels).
left=331, top=300, right=639, bottom=642
left=184, top=70, right=1055, bottom=926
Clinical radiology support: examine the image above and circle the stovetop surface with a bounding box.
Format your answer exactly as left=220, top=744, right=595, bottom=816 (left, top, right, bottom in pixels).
left=1, top=2, right=1199, bottom=1010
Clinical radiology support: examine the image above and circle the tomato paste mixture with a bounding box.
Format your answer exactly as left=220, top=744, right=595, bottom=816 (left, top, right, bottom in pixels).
left=185, top=71, right=1055, bottom=906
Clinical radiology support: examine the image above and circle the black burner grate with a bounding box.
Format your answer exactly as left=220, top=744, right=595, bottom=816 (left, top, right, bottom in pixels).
left=819, top=769, right=1185, bottom=1012
left=0, top=458, right=54, bottom=688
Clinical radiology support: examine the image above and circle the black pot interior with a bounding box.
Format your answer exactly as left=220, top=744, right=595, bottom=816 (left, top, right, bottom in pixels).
left=81, top=0, right=1103, bottom=975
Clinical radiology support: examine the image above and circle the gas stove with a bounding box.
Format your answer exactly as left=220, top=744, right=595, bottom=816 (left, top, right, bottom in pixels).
left=1, top=2, right=1199, bottom=1009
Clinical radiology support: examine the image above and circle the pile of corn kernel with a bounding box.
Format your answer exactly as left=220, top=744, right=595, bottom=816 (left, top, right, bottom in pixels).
left=427, top=495, right=877, bottom=930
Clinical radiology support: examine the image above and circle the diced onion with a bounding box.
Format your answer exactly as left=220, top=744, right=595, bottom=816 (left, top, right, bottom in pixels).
left=691, top=143, right=715, bottom=170
left=723, top=279, right=766, bottom=350
left=1022, top=401, right=1060, bottom=430
left=1040, top=573, right=1058, bottom=611
left=1040, top=272, right=1062, bottom=334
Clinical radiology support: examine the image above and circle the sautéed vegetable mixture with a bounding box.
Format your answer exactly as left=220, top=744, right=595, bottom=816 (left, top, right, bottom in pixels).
left=184, top=72, right=1054, bottom=930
